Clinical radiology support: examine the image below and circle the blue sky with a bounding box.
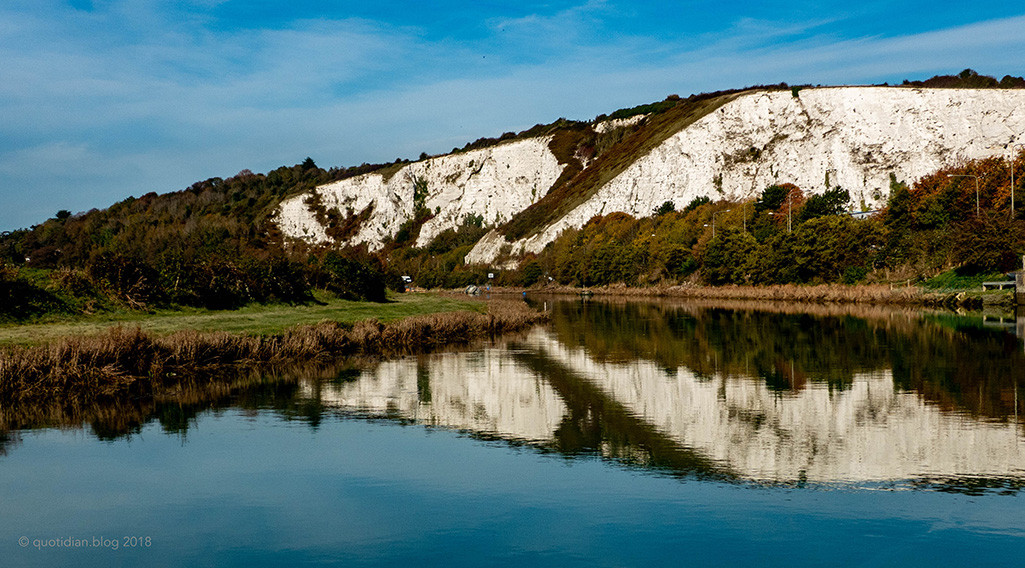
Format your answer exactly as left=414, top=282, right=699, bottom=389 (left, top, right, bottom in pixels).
left=1, top=0, right=1023, bottom=231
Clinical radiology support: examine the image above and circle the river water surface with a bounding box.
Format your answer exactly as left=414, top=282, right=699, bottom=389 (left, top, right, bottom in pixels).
left=2, top=298, right=1025, bottom=566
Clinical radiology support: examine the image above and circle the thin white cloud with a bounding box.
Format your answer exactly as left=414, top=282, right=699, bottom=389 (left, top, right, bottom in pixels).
left=1, top=1, right=1024, bottom=230
left=490, top=0, right=613, bottom=33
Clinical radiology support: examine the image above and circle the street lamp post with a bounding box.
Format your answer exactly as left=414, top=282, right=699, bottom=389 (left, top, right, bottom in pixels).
left=947, top=174, right=980, bottom=216
left=1011, top=143, right=1023, bottom=218
left=711, top=209, right=731, bottom=239
left=766, top=204, right=791, bottom=234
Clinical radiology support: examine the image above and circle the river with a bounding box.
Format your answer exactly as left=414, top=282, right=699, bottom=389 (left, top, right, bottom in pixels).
left=2, top=297, right=1024, bottom=566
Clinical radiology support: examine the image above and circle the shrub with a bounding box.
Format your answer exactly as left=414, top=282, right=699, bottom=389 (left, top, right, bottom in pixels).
left=683, top=196, right=710, bottom=212
left=520, top=259, right=543, bottom=287
left=799, top=187, right=850, bottom=221
left=653, top=201, right=676, bottom=216
left=0, top=264, right=68, bottom=321
left=322, top=250, right=387, bottom=302
left=701, top=227, right=758, bottom=285
left=86, top=251, right=164, bottom=309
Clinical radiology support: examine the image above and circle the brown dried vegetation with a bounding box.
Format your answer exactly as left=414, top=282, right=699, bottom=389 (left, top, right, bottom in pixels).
left=0, top=300, right=546, bottom=404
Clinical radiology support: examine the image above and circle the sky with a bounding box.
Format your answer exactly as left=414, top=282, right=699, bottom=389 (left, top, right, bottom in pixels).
left=1, top=0, right=1024, bottom=231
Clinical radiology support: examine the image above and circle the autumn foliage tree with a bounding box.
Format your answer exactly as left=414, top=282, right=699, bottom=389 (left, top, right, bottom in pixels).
left=530, top=152, right=1025, bottom=288
left=0, top=160, right=392, bottom=316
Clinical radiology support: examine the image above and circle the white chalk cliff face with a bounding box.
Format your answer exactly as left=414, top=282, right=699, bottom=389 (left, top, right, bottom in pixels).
left=274, top=87, right=1025, bottom=263
left=469, top=87, right=1025, bottom=262
left=274, top=137, right=564, bottom=249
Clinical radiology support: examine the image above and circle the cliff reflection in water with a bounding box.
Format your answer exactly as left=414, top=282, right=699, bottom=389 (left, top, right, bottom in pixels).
left=313, top=299, right=1025, bottom=487
left=4, top=299, right=1024, bottom=490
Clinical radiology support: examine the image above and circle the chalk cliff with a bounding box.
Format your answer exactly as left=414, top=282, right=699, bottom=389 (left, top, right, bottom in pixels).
left=274, top=87, right=1025, bottom=263
left=275, top=137, right=563, bottom=249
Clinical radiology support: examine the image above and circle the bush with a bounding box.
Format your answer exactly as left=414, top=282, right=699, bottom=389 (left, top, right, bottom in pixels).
left=701, top=227, right=758, bottom=285
left=755, top=216, right=883, bottom=284
left=683, top=196, right=710, bottom=213
left=86, top=251, right=164, bottom=309
left=322, top=250, right=388, bottom=302
left=520, top=259, right=543, bottom=287
left=194, top=258, right=250, bottom=310
left=255, top=257, right=314, bottom=304
left=0, top=265, right=67, bottom=321
left=799, top=187, right=850, bottom=221
left=653, top=201, right=676, bottom=216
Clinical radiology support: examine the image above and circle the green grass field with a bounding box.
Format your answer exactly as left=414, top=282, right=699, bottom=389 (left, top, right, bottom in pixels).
left=922, top=269, right=1011, bottom=291
left=0, top=292, right=485, bottom=347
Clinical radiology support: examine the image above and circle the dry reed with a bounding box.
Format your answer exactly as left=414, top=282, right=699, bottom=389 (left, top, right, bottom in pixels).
left=0, top=300, right=547, bottom=404
left=521, top=282, right=930, bottom=304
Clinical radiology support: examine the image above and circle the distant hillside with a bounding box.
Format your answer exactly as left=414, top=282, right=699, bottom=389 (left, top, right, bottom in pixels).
left=3, top=70, right=1025, bottom=320
left=270, top=78, right=1025, bottom=264
left=495, top=89, right=753, bottom=242
left=0, top=160, right=392, bottom=319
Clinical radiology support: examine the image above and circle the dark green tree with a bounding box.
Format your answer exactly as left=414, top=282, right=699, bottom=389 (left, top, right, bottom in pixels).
left=756, top=184, right=791, bottom=212
left=322, top=249, right=387, bottom=302
left=653, top=201, right=676, bottom=216
left=702, top=227, right=758, bottom=285
left=683, top=196, right=710, bottom=213
left=799, top=187, right=851, bottom=221
left=951, top=212, right=1025, bottom=273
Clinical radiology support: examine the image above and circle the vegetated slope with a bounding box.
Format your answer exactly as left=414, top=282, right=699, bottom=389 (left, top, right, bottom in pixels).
left=0, top=159, right=394, bottom=320
left=523, top=147, right=1025, bottom=292
left=273, top=85, right=784, bottom=255
left=6, top=70, right=1025, bottom=314
left=496, top=90, right=750, bottom=241
left=270, top=77, right=1025, bottom=266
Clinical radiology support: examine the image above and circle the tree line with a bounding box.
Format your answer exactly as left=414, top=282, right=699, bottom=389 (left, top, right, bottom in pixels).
left=0, top=159, right=392, bottom=321
left=368, top=149, right=1025, bottom=291
left=5, top=150, right=1024, bottom=322
left=522, top=149, right=1025, bottom=288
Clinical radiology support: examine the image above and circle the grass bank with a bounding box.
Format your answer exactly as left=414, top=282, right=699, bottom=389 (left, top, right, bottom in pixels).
left=0, top=298, right=546, bottom=404
left=0, top=292, right=484, bottom=347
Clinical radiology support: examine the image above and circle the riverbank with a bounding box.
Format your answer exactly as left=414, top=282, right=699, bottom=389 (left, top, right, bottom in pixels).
left=0, top=298, right=546, bottom=404
left=509, top=282, right=1016, bottom=309
left=0, top=292, right=485, bottom=347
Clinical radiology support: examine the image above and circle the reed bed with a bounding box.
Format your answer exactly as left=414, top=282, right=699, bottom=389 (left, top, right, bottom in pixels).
left=555, top=294, right=933, bottom=322
left=526, top=282, right=930, bottom=304
left=0, top=300, right=547, bottom=404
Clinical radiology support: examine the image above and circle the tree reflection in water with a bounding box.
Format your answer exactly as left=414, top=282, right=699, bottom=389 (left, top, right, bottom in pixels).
left=3, top=299, right=1024, bottom=493
left=540, top=297, right=1025, bottom=422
